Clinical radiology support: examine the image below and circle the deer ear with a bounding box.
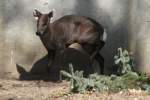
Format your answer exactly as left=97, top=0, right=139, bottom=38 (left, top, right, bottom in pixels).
left=33, top=9, right=41, bottom=17
left=48, top=11, right=53, bottom=18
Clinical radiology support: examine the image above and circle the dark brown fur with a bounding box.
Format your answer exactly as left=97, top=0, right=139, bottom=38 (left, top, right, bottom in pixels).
left=33, top=10, right=105, bottom=74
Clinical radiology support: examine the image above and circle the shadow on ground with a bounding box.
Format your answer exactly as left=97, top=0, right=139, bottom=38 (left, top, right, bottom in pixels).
left=16, top=48, right=97, bottom=81
left=16, top=55, right=59, bottom=81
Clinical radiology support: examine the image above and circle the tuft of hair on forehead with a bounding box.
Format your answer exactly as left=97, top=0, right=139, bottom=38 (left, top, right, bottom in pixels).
left=52, top=9, right=56, bottom=13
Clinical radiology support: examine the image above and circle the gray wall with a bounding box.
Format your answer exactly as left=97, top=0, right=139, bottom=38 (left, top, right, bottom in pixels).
left=129, top=0, right=150, bottom=73
left=0, top=0, right=150, bottom=78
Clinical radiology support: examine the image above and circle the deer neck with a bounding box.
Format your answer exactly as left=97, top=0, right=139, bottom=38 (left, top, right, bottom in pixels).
left=39, top=23, right=52, bottom=51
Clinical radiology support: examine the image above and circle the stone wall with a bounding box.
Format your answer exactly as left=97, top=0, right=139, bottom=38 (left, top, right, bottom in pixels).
left=0, top=0, right=150, bottom=78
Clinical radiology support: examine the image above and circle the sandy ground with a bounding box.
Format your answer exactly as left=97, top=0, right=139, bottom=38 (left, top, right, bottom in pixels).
left=0, top=79, right=150, bottom=100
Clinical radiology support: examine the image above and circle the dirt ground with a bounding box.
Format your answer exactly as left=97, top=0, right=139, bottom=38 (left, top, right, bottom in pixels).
left=0, top=79, right=150, bottom=100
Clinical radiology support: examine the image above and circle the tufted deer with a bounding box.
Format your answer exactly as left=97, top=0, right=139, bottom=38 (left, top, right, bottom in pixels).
left=33, top=9, right=107, bottom=74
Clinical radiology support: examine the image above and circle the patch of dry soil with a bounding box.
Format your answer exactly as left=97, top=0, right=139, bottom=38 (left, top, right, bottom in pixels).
left=0, top=79, right=150, bottom=100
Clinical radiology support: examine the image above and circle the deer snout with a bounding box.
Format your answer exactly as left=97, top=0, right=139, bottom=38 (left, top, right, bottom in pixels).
left=36, top=31, right=44, bottom=36
left=36, top=31, right=40, bottom=36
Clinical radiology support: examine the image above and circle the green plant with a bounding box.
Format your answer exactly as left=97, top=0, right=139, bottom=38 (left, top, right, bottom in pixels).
left=60, top=48, right=150, bottom=93
left=60, top=64, right=86, bottom=93
left=114, top=47, right=134, bottom=75
left=60, top=64, right=109, bottom=93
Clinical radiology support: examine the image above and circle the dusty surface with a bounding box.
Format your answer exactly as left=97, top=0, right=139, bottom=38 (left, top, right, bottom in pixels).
left=0, top=79, right=69, bottom=100
left=0, top=79, right=150, bottom=100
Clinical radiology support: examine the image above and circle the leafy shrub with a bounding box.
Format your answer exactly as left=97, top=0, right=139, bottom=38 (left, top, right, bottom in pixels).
left=114, top=47, right=134, bottom=75
left=60, top=48, right=150, bottom=93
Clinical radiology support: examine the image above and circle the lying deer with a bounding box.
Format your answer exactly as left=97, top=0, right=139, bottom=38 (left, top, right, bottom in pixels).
left=33, top=9, right=107, bottom=74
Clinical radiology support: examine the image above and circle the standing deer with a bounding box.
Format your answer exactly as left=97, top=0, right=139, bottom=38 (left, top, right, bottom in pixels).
left=33, top=9, right=107, bottom=74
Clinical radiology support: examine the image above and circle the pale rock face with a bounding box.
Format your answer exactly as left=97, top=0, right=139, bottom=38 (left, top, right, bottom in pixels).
left=0, top=0, right=150, bottom=78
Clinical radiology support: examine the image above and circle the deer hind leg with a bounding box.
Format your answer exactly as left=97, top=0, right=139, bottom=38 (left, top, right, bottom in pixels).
left=90, top=40, right=105, bottom=58
left=78, top=43, right=98, bottom=74
left=68, top=43, right=94, bottom=74
left=95, top=53, right=104, bottom=74
left=89, top=41, right=105, bottom=74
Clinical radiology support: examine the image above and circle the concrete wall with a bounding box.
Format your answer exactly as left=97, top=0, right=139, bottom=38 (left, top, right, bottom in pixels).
left=129, top=0, right=150, bottom=73
left=0, top=0, right=150, bottom=79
